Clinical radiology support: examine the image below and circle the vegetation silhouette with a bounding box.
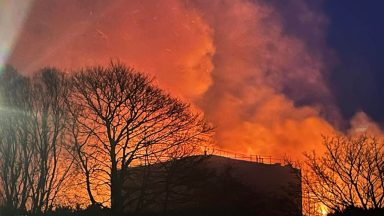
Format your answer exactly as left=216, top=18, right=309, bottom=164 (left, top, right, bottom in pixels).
left=303, top=135, right=384, bottom=215
left=0, top=63, right=213, bottom=216
left=5, top=62, right=382, bottom=216
left=327, top=206, right=384, bottom=216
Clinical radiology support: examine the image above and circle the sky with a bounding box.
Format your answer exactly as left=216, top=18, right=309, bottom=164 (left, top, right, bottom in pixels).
left=324, top=0, right=384, bottom=128
left=2, top=0, right=384, bottom=158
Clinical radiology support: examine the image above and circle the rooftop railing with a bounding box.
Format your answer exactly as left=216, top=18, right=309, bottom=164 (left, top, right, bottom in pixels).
left=202, top=147, right=288, bottom=165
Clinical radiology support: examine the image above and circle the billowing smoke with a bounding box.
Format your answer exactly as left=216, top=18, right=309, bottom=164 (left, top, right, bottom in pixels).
left=9, top=0, right=215, bottom=99
left=191, top=0, right=339, bottom=157
left=7, top=0, right=377, bottom=159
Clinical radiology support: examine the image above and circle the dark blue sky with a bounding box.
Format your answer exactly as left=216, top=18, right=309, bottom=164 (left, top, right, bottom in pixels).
left=325, top=1, right=384, bottom=125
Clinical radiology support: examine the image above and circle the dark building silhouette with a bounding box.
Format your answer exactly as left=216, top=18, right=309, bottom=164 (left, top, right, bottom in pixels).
left=122, top=155, right=302, bottom=216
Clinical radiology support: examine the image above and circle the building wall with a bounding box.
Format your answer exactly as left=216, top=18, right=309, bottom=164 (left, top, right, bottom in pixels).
left=123, top=155, right=302, bottom=216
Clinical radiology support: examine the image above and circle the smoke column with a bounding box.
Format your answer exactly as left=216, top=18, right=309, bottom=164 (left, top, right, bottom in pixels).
left=7, top=0, right=381, bottom=159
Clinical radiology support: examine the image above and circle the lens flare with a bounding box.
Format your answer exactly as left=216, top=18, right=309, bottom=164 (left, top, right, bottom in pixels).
left=0, top=0, right=33, bottom=70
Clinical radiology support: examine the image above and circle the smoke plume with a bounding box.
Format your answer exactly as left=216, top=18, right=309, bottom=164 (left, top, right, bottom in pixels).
left=7, top=0, right=378, bottom=159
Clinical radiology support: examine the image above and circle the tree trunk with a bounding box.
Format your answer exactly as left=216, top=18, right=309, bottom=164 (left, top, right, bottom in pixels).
left=111, top=148, right=123, bottom=215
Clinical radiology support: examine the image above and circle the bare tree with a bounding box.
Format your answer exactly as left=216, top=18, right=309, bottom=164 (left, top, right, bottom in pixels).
left=0, top=67, right=74, bottom=215
left=0, top=67, right=32, bottom=214
left=69, top=62, right=212, bottom=215
left=303, top=135, right=384, bottom=213
left=66, top=101, right=100, bottom=206
left=27, top=68, right=74, bottom=214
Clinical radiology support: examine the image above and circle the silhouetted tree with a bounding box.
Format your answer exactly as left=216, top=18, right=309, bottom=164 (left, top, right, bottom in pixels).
left=28, top=68, right=74, bottom=214
left=0, top=67, right=74, bottom=215
left=327, top=206, right=384, bottom=216
left=66, top=102, right=99, bottom=206
left=303, top=135, right=384, bottom=213
left=0, top=66, right=32, bottom=214
left=69, top=62, right=212, bottom=215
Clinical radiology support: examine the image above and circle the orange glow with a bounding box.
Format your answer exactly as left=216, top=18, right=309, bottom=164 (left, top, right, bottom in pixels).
left=6, top=1, right=384, bottom=212
left=320, top=204, right=328, bottom=216
left=8, top=0, right=384, bottom=164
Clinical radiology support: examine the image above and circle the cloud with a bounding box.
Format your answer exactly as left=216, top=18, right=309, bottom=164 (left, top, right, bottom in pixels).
left=348, top=111, right=383, bottom=136
left=191, top=0, right=338, bottom=157
left=9, top=0, right=214, bottom=99
left=9, top=0, right=374, bottom=159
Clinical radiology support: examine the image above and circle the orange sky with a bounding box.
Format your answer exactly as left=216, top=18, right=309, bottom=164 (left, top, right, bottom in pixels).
left=7, top=0, right=383, bottom=160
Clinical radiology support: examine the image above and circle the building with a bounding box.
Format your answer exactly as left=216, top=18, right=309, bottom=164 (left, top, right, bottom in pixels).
left=123, top=155, right=302, bottom=216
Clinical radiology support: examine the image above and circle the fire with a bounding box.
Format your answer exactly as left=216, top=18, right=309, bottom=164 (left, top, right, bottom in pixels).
left=320, top=205, right=329, bottom=216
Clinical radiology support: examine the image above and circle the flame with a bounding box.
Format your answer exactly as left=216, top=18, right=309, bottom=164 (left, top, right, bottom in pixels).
left=320, top=204, right=329, bottom=216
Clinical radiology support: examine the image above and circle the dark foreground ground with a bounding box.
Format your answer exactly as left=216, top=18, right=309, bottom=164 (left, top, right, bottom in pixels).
left=2, top=205, right=384, bottom=216
left=327, top=207, right=384, bottom=216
